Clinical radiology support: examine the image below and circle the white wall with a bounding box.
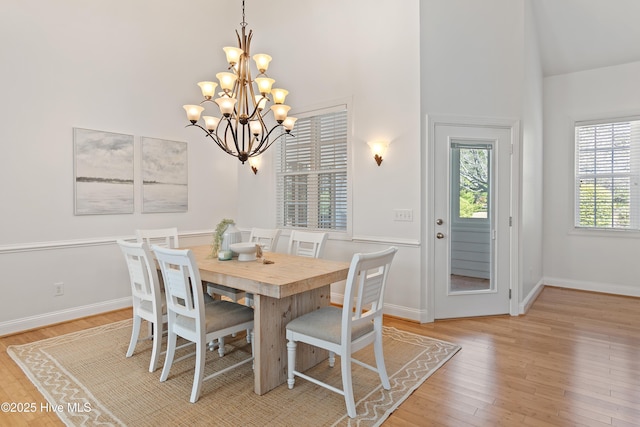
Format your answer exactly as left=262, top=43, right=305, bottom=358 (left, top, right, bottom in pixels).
left=421, top=0, right=544, bottom=316
left=520, top=0, right=545, bottom=306
left=0, top=0, right=426, bottom=333
left=0, top=0, right=551, bottom=334
left=0, top=0, right=242, bottom=333
left=543, top=61, right=640, bottom=296
left=236, top=0, right=424, bottom=319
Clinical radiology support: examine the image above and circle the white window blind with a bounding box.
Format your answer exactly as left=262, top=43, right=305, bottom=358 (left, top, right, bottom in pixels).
left=575, top=118, right=640, bottom=229
left=276, top=106, right=348, bottom=231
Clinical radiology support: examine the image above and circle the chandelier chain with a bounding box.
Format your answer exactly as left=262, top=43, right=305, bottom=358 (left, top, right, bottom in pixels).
left=241, top=0, right=247, bottom=28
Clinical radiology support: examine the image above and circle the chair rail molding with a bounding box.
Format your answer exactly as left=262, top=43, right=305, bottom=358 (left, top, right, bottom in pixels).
left=351, top=235, right=420, bottom=247
left=0, top=230, right=215, bottom=254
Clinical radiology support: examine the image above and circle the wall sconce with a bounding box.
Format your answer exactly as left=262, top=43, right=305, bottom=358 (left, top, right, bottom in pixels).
left=248, top=156, right=261, bottom=174
left=367, top=141, right=390, bottom=166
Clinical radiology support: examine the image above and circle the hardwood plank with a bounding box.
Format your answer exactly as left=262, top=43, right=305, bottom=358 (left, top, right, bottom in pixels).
left=2, top=287, right=640, bottom=426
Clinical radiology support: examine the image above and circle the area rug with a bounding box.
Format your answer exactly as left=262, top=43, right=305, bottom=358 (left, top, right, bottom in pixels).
left=8, top=320, right=460, bottom=427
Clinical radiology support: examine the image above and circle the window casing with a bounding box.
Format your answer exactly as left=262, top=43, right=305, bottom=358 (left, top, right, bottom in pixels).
left=276, top=105, right=348, bottom=232
left=574, top=118, right=640, bottom=230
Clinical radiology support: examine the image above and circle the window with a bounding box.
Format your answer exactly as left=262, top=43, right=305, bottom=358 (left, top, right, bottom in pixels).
left=575, top=118, right=640, bottom=230
left=451, top=142, right=492, bottom=221
left=276, top=105, right=348, bottom=231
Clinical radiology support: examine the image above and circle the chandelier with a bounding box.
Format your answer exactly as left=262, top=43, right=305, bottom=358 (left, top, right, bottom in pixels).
left=182, top=1, right=296, bottom=164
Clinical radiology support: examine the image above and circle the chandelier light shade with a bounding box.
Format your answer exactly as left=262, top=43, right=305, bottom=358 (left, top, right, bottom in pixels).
left=182, top=1, right=296, bottom=164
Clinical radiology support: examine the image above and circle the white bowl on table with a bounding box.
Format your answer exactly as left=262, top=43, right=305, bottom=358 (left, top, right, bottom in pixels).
left=229, top=242, right=258, bottom=261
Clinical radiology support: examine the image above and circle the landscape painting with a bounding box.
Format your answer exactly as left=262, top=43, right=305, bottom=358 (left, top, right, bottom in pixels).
left=141, top=137, right=188, bottom=213
left=74, top=128, right=134, bottom=215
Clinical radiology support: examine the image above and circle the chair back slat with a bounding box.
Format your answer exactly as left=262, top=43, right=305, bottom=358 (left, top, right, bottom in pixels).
left=153, top=246, right=204, bottom=322
left=249, top=228, right=281, bottom=252
left=287, top=230, right=328, bottom=259
left=136, top=227, right=179, bottom=249
left=357, top=270, right=384, bottom=312
left=118, top=240, right=161, bottom=307
left=343, top=247, right=397, bottom=330
left=129, top=255, right=152, bottom=297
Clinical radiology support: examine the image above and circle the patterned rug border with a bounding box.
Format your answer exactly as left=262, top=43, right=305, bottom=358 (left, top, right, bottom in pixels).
left=7, top=320, right=461, bottom=427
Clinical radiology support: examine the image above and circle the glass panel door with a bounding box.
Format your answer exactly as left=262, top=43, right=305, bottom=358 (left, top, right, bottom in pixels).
left=449, top=141, right=493, bottom=293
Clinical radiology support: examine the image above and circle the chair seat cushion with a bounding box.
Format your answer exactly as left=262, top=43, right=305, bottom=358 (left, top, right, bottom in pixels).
left=175, top=300, right=253, bottom=334
left=286, top=306, right=373, bottom=345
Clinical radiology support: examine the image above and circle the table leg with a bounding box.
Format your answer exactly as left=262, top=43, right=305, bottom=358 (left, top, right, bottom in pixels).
left=253, top=285, right=330, bottom=395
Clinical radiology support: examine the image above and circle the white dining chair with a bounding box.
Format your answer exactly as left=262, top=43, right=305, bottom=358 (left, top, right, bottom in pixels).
left=248, top=227, right=281, bottom=252
left=285, top=246, right=398, bottom=418
left=117, top=239, right=166, bottom=373
left=287, top=230, right=328, bottom=259
left=136, top=227, right=179, bottom=249
left=153, top=245, right=255, bottom=403
left=208, top=227, right=282, bottom=311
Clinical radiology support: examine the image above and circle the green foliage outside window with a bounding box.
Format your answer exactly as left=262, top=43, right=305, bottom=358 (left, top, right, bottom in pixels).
left=578, top=181, right=630, bottom=228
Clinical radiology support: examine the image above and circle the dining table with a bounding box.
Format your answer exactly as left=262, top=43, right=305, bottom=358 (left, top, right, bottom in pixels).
left=187, top=245, right=350, bottom=395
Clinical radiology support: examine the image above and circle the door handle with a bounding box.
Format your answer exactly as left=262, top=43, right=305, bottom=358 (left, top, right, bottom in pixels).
left=436, top=232, right=445, bottom=239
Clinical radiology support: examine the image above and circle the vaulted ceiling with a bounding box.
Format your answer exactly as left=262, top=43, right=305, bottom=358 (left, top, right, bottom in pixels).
left=531, top=0, right=640, bottom=76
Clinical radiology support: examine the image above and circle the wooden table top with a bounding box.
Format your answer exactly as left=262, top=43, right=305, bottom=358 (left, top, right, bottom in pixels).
left=188, top=245, right=350, bottom=299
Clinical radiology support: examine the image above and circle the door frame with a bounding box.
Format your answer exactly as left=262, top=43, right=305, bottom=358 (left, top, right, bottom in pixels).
left=422, top=115, right=521, bottom=322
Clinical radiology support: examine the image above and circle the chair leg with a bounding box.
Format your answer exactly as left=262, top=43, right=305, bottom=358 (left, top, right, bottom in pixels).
left=190, top=341, right=206, bottom=403
left=159, top=330, right=177, bottom=382
left=217, top=336, right=226, bottom=357
left=287, top=340, right=296, bottom=389
left=250, top=330, right=255, bottom=370
left=126, top=315, right=142, bottom=358
left=341, top=355, right=357, bottom=418
left=245, top=295, right=253, bottom=342
left=148, top=319, right=162, bottom=372
left=328, top=351, right=335, bottom=368
left=374, top=328, right=390, bottom=389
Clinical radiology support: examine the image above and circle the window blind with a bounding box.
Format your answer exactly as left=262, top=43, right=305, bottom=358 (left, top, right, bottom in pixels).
left=575, top=118, right=640, bottom=229
left=276, top=107, right=348, bottom=231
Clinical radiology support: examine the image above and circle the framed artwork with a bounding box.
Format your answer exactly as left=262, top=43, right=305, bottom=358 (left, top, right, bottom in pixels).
left=141, top=137, right=188, bottom=213
left=74, top=128, right=134, bottom=215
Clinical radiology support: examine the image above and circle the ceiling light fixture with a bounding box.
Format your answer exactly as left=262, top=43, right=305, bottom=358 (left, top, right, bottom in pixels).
left=182, top=1, right=296, bottom=164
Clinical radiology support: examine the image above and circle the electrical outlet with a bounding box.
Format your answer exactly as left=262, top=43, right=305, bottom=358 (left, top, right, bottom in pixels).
left=393, top=209, right=413, bottom=222
left=54, top=282, right=64, bottom=297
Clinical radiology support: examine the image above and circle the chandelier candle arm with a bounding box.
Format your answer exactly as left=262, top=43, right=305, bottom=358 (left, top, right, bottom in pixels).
left=181, top=0, right=296, bottom=164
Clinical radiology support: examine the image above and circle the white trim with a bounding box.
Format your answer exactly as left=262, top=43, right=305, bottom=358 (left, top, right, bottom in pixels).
left=425, top=115, right=521, bottom=322
left=351, top=235, right=420, bottom=247
left=276, top=98, right=352, bottom=235
left=0, top=230, right=215, bottom=254
left=293, top=103, right=347, bottom=119
left=0, top=297, right=132, bottom=337
left=519, top=279, right=545, bottom=314
left=330, top=292, right=424, bottom=322
left=543, top=277, right=640, bottom=298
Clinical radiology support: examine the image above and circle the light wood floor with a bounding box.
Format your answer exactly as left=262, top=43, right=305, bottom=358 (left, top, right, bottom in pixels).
left=1, top=287, right=639, bottom=426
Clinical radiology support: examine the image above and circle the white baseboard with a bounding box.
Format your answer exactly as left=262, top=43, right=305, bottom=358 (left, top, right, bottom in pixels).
left=331, top=292, right=424, bottom=322
left=520, top=279, right=545, bottom=314
left=543, top=277, right=640, bottom=298
left=0, top=297, right=132, bottom=337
